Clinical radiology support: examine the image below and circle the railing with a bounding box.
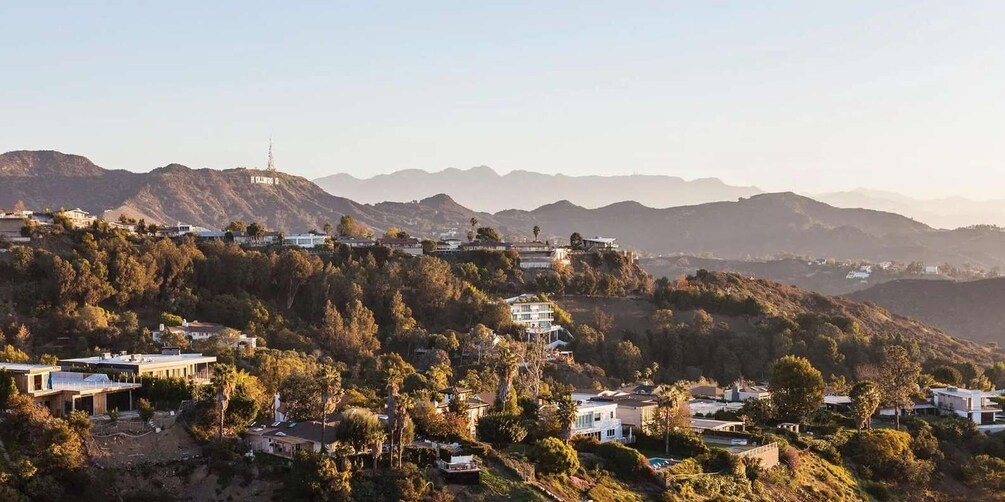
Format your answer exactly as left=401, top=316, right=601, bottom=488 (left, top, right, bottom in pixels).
left=52, top=380, right=141, bottom=391
left=436, top=459, right=480, bottom=472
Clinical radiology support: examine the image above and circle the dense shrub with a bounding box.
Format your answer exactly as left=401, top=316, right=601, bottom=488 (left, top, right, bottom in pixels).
left=530, top=438, right=580, bottom=476
left=593, top=441, right=651, bottom=480
left=850, top=429, right=934, bottom=484
left=476, top=413, right=528, bottom=447
left=962, top=454, right=1005, bottom=490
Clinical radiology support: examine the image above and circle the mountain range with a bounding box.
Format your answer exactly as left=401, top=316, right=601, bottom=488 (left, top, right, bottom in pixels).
left=7, top=150, right=1005, bottom=268
left=314, top=166, right=762, bottom=212
left=317, top=166, right=1005, bottom=229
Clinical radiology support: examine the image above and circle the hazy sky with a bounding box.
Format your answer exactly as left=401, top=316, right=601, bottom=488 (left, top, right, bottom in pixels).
left=2, top=1, right=1004, bottom=198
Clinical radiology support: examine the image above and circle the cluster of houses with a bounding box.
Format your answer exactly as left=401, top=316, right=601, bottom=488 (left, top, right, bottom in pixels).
left=0, top=349, right=217, bottom=418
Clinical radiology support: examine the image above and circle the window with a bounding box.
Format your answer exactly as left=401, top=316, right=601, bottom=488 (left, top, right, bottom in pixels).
left=33, top=374, right=43, bottom=390
left=606, top=429, right=615, bottom=437
left=610, top=411, right=614, bottom=419
left=576, top=413, right=592, bottom=429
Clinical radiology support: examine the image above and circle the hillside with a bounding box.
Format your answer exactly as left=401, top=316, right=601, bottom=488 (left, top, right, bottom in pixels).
left=644, top=270, right=999, bottom=382
left=850, top=277, right=1005, bottom=345
left=315, top=165, right=762, bottom=212
left=492, top=193, right=1005, bottom=268
left=0, top=150, right=396, bottom=233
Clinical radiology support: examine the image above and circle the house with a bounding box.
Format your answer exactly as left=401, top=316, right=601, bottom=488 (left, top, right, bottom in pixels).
left=727, top=384, right=770, bottom=402
left=571, top=399, right=628, bottom=443
left=334, top=236, right=376, bottom=248
left=581, top=237, right=618, bottom=252
left=246, top=420, right=338, bottom=459
left=60, top=349, right=217, bottom=383
left=438, top=387, right=492, bottom=436
left=434, top=238, right=465, bottom=252
left=283, top=233, right=329, bottom=249
left=824, top=395, right=852, bottom=412
left=846, top=271, right=870, bottom=280
left=607, top=395, right=657, bottom=435
left=689, top=399, right=744, bottom=417
left=925, top=265, right=940, bottom=275
left=690, top=418, right=745, bottom=433
left=57, top=208, right=97, bottom=228
left=931, top=386, right=1005, bottom=428
left=504, top=294, right=567, bottom=348
left=461, top=240, right=511, bottom=252
left=510, top=241, right=571, bottom=270
left=0, top=362, right=141, bottom=418
left=377, top=237, right=423, bottom=255
left=152, top=320, right=257, bottom=349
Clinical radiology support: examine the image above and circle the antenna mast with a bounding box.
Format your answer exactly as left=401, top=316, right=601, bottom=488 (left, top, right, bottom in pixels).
left=267, top=136, right=276, bottom=171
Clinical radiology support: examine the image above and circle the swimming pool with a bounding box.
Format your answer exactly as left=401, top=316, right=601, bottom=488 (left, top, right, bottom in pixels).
left=648, top=457, right=675, bottom=470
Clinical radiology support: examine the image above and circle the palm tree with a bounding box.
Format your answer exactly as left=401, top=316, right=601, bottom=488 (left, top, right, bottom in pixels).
left=494, top=341, right=520, bottom=414
left=212, top=364, right=238, bottom=442
left=318, top=364, right=342, bottom=454
left=655, top=382, right=689, bottom=454
left=555, top=394, right=578, bottom=442
left=323, top=221, right=333, bottom=236
left=533, top=225, right=541, bottom=241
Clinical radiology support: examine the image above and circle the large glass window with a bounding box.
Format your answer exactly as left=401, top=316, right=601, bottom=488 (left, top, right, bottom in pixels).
left=576, top=413, right=593, bottom=429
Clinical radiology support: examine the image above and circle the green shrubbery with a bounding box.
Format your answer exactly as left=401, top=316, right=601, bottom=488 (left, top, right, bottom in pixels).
left=530, top=438, right=580, bottom=476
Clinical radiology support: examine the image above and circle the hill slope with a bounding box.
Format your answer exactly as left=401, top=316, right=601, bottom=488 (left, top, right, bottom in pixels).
left=315, top=165, right=762, bottom=212
left=849, top=278, right=1005, bottom=345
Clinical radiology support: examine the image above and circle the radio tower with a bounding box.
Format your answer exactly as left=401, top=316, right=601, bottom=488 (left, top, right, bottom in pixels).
left=267, top=136, right=276, bottom=171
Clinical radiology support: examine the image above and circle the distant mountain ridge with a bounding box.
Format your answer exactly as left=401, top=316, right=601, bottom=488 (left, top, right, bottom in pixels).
left=8, top=150, right=1005, bottom=269
left=314, top=166, right=763, bottom=212
left=814, top=188, right=1005, bottom=229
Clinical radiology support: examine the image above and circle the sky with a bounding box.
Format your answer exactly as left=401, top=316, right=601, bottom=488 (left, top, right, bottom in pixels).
left=2, top=1, right=1004, bottom=199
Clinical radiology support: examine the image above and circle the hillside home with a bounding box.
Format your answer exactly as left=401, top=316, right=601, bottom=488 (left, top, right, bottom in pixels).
left=334, top=236, right=376, bottom=248
left=246, top=420, right=338, bottom=459
left=727, top=384, right=770, bottom=402
left=152, top=320, right=257, bottom=349
left=931, top=386, right=1005, bottom=428
left=437, top=387, right=491, bottom=437
left=582, top=237, right=618, bottom=251
left=434, top=238, right=464, bottom=252
left=283, top=233, right=329, bottom=249
left=511, top=241, right=571, bottom=270
left=690, top=418, right=745, bottom=433
left=461, top=240, right=511, bottom=252
left=571, top=399, right=628, bottom=443
left=925, top=265, right=940, bottom=275
left=60, top=349, right=217, bottom=383
left=689, top=399, right=744, bottom=417
left=846, top=271, right=870, bottom=280
left=504, top=294, right=567, bottom=348
left=377, top=237, right=423, bottom=255
left=57, top=208, right=97, bottom=228
left=0, top=362, right=141, bottom=417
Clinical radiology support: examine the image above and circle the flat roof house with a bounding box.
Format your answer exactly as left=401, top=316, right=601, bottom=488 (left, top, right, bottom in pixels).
left=932, top=386, right=1005, bottom=429
left=152, top=320, right=257, bottom=349
left=571, top=399, right=628, bottom=444
left=377, top=237, right=423, bottom=255
left=0, top=362, right=141, bottom=418
left=60, top=349, right=217, bottom=383
left=504, top=294, right=567, bottom=348
left=283, top=233, right=330, bottom=249
left=582, top=237, right=618, bottom=251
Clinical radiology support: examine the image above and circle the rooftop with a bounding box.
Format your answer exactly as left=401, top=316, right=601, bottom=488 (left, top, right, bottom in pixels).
left=0, top=362, right=60, bottom=373
left=61, top=352, right=216, bottom=367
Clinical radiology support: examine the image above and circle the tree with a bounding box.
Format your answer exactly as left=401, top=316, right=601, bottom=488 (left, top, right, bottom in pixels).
left=476, top=413, right=528, bottom=446
left=225, top=220, right=247, bottom=232
left=317, top=363, right=343, bottom=453
left=533, top=225, right=541, bottom=241
left=336, top=215, right=371, bottom=238
left=555, top=394, right=578, bottom=442
left=856, top=429, right=933, bottom=483
left=333, top=409, right=386, bottom=467
left=768, top=355, right=824, bottom=423
left=137, top=398, right=155, bottom=422
left=613, top=340, right=643, bottom=381
left=878, top=345, right=921, bottom=430
left=323, top=221, right=333, bottom=236
left=493, top=339, right=520, bottom=414
left=288, top=450, right=352, bottom=501
left=849, top=381, right=881, bottom=431
left=651, top=382, right=691, bottom=454
left=469, top=217, right=478, bottom=233
left=212, top=364, right=238, bottom=441
left=569, top=232, right=583, bottom=250
left=247, top=222, right=264, bottom=240
left=476, top=227, right=502, bottom=242
left=530, top=437, right=579, bottom=475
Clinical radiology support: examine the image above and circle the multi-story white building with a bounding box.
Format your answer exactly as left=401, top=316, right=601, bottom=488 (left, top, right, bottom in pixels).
left=570, top=399, right=626, bottom=443
left=504, top=294, right=565, bottom=348
left=932, top=386, right=1005, bottom=428
left=283, top=233, right=329, bottom=249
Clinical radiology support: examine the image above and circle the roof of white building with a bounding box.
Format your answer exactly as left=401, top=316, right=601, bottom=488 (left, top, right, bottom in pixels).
left=61, top=352, right=216, bottom=367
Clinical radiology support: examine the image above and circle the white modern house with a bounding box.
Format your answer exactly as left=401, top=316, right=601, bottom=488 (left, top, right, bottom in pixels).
left=727, top=384, right=770, bottom=402
left=931, top=386, right=1005, bottom=429
left=581, top=237, right=618, bottom=251
left=504, top=294, right=566, bottom=348
left=283, top=233, right=329, bottom=249
left=571, top=399, right=628, bottom=443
